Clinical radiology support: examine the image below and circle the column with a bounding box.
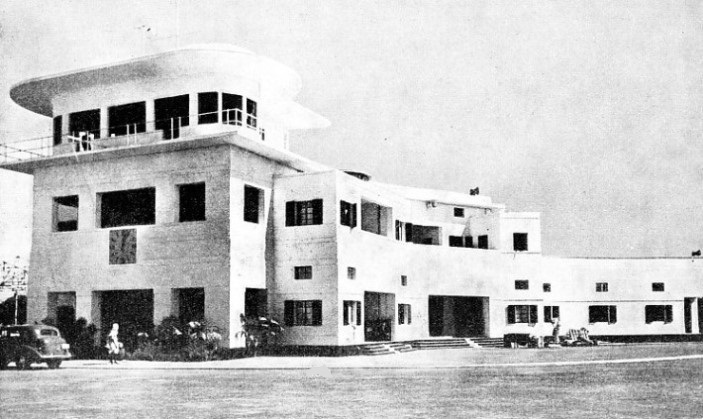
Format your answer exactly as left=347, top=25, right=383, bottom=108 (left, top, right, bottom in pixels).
left=75, top=291, right=93, bottom=324
left=153, top=287, right=173, bottom=327
left=99, top=107, right=108, bottom=138
left=145, top=100, right=155, bottom=131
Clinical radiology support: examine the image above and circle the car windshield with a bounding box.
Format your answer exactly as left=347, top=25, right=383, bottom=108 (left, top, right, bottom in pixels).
left=39, top=329, right=58, bottom=337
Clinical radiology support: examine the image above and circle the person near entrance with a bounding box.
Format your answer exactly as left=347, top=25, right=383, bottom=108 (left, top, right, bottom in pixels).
left=106, top=323, right=121, bottom=364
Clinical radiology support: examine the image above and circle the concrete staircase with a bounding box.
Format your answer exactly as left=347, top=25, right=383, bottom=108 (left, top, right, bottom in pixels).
left=467, top=336, right=504, bottom=348
left=409, top=338, right=474, bottom=350
left=360, top=342, right=416, bottom=356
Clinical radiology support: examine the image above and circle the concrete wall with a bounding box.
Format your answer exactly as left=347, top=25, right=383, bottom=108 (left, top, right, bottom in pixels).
left=26, top=145, right=234, bottom=343
left=270, top=170, right=340, bottom=345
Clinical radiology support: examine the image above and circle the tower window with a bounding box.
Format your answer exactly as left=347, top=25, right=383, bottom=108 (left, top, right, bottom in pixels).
left=53, top=195, right=79, bottom=232
left=179, top=183, right=206, bottom=222
left=513, top=233, right=528, bottom=251
left=198, top=92, right=219, bottom=124
left=243, top=185, right=263, bottom=224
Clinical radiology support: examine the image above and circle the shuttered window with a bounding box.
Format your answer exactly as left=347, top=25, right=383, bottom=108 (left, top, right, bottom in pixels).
left=285, top=199, right=323, bottom=226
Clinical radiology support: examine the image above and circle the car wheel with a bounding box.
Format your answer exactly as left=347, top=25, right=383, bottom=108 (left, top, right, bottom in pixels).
left=47, top=360, right=62, bottom=369
left=15, top=354, right=31, bottom=370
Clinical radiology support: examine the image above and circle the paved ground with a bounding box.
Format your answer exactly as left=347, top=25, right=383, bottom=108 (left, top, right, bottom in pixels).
left=2, top=344, right=703, bottom=418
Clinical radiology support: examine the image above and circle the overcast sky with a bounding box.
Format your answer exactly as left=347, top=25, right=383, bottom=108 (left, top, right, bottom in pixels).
left=1, top=1, right=702, bottom=258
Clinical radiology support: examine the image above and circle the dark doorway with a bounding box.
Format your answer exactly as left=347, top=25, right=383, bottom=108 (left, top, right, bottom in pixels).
left=684, top=298, right=694, bottom=334
left=176, top=288, right=205, bottom=324
left=56, top=305, right=76, bottom=341
left=155, top=94, right=189, bottom=139
left=364, top=292, right=395, bottom=342
left=99, top=289, right=154, bottom=351
left=245, top=288, right=268, bottom=318
left=428, top=295, right=488, bottom=337
left=429, top=296, right=444, bottom=337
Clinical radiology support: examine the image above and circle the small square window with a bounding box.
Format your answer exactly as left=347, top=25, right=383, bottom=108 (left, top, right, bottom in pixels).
left=543, top=283, right=551, bottom=292
left=596, top=282, right=609, bottom=292
left=652, top=282, right=665, bottom=292
left=401, top=275, right=408, bottom=286
left=515, top=280, right=529, bottom=290
left=347, top=267, right=356, bottom=280
left=53, top=195, right=79, bottom=232
left=513, top=233, right=528, bottom=252
left=454, top=208, right=464, bottom=217
left=398, top=304, right=412, bottom=324
left=294, top=266, right=312, bottom=280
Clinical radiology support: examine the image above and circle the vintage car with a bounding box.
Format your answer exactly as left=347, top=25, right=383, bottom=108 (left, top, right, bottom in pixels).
left=0, top=324, right=72, bottom=369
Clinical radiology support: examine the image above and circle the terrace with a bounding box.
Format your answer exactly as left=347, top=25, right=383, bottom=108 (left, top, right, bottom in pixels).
left=0, top=108, right=273, bottom=165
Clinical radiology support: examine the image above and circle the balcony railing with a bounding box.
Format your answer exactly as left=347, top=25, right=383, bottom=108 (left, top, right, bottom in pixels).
left=0, top=109, right=265, bottom=165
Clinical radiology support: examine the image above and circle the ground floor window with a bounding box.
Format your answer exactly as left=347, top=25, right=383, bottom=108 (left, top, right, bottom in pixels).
left=343, top=300, right=362, bottom=326
left=398, top=304, right=412, bottom=325
left=507, top=305, right=537, bottom=324
left=589, top=305, right=617, bottom=324
left=284, top=300, right=322, bottom=326
left=544, top=306, right=560, bottom=323
left=645, top=305, right=673, bottom=323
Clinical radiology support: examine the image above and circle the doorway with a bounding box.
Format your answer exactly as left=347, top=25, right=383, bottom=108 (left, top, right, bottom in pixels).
left=428, top=295, right=488, bottom=337
left=364, top=292, right=395, bottom=342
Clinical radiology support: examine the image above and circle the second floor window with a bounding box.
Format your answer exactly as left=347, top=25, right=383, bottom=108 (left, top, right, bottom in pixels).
left=286, top=199, right=323, bottom=226
left=596, top=282, right=609, bottom=292
left=340, top=200, right=357, bottom=228
left=53, top=195, right=79, bottom=232
left=294, top=266, right=313, bottom=280
left=179, top=183, right=206, bottom=222
left=515, top=280, right=529, bottom=290
left=507, top=305, right=537, bottom=324
left=652, top=282, right=665, bottom=292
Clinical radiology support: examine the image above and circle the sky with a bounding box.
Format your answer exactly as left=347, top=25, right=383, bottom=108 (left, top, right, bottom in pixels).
left=0, top=0, right=702, bottom=258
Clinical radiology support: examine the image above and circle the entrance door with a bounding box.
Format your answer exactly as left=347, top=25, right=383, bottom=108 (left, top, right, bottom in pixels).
left=428, top=296, right=444, bottom=337
left=364, top=292, right=395, bottom=342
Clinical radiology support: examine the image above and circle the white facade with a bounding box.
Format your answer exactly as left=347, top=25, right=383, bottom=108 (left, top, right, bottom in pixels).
left=2, top=45, right=702, bottom=348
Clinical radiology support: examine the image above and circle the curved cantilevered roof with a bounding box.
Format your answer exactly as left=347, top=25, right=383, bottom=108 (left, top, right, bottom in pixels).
left=10, top=43, right=330, bottom=129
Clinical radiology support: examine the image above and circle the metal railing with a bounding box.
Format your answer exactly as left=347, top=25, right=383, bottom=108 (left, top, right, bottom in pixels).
left=0, top=108, right=264, bottom=165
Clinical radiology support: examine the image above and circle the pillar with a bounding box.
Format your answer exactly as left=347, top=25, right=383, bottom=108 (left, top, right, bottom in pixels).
left=146, top=100, right=155, bottom=131
left=99, top=107, right=108, bottom=138
left=153, top=287, right=172, bottom=326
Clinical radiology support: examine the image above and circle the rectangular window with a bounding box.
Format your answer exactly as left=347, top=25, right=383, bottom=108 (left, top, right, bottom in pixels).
left=343, top=300, right=362, bottom=326
left=360, top=200, right=392, bottom=236
left=464, top=236, right=473, bottom=248
left=108, top=101, right=146, bottom=136
left=405, top=222, right=414, bottom=242
left=645, top=305, right=673, bottom=323
left=53, top=195, right=79, bottom=232
left=477, top=235, right=489, bottom=249
left=154, top=94, right=189, bottom=139
left=401, top=275, right=407, bottom=286
left=543, top=283, right=551, bottom=292
left=448, top=236, right=464, bottom=247
left=515, top=280, right=529, bottom=290
left=284, top=300, right=322, bottom=326
left=198, top=92, right=219, bottom=124
left=53, top=115, right=62, bottom=145
left=652, top=282, right=665, bottom=292
left=340, top=200, right=357, bottom=228
left=589, top=305, right=617, bottom=324
left=294, top=266, right=313, bottom=280
left=222, top=93, right=243, bottom=125
left=507, top=305, right=538, bottom=324
left=99, top=187, right=155, bottom=228
left=454, top=207, right=464, bottom=217
left=246, top=99, right=258, bottom=127
left=347, top=267, right=356, bottom=280
left=398, top=304, right=412, bottom=325
left=243, top=185, right=263, bottom=224
left=69, top=109, right=101, bottom=138
left=596, top=282, right=609, bottom=292
left=544, top=306, right=560, bottom=323
left=513, top=233, right=528, bottom=251
left=179, top=183, right=206, bottom=222
left=285, top=199, right=323, bottom=226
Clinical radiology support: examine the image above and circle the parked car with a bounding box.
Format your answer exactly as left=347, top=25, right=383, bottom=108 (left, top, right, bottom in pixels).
left=0, top=324, right=72, bottom=369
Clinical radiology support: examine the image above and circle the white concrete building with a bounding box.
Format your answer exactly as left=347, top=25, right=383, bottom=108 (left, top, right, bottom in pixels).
left=2, top=44, right=702, bottom=349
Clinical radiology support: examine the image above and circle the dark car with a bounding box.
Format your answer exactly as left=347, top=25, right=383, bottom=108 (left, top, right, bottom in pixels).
left=0, top=324, right=72, bottom=369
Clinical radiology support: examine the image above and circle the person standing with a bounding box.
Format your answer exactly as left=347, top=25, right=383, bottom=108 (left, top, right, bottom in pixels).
left=106, top=323, right=120, bottom=364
